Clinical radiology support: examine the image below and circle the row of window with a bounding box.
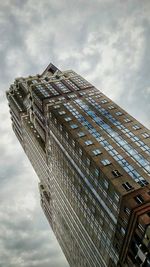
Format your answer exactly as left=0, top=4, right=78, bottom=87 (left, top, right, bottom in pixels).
left=78, top=98, right=150, bottom=176
left=72, top=99, right=148, bottom=187
left=59, top=104, right=134, bottom=192
left=100, top=99, right=142, bottom=133
left=51, top=113, right=121, bottom=214
left=11, top=94, right=23, bottom=112
left=68, top=93, right=77, bottom=99
left=65, top=79, right=80, bottom=91
left=52, top=144, right=117, bottom=246
left=55, top=159, right=119, bottom=264
left=55, top=81, right=71, bottom=93
left=59, top=109, right=119, bottom=172
left=36, top=84, right=51, bottom=97
left=45, top=83, right=59, bottom=96
left=32, top=92, right=42, bottom=106
left=52, top=103, right=147, bottom=195
left=34, top=83, right=59, bottom=98
left=87, top=97, right=150, bottom=148
left=70, top=75, right=91, bottom=89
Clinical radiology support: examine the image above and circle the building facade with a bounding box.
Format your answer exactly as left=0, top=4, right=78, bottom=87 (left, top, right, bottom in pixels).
left=7, top=63, right=150, bottom=267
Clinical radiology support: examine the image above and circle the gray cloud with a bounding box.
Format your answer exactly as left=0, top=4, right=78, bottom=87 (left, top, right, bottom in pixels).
left=0, top=0, right=150, bottom=266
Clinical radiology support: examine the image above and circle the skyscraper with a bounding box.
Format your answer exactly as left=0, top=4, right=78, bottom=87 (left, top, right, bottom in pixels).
left=7, top=63, right=150, bottom=267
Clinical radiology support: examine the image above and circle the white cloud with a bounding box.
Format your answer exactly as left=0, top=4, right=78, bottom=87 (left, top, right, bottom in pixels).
left=0, top=0, right=150, bottom=266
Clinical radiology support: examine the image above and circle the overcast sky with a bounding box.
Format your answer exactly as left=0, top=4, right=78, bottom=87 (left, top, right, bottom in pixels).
left=0, top=1, right=150, bottom=267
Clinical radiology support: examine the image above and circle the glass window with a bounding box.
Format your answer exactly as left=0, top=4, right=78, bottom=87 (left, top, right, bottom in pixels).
left=59, top=111, right=66, bottom=115
left=101, top=99, right=108, bottom=104
left=68, top=93, right=77, bottom=98
left=32, top=79, right=38, bottom=84
left=85, top=140, right=93, bottom=146
left=138, top=223, right=145, bottom=232
left=112, top=170, right=122, bottom=177
left=124, top=118, right=131, bottom=123
left=95, top=168, right=99, bottom=177
left=87, top=158, right=90, bottom=165
left=142, top=132, right=150, bottom=138
left=55, top=81, right=71, bottom=93
left=65, top=117, right=72, bottom=122
left=121, top=227, right=125, bottom=235
left=132, top=124, right=141, bottom=130
left=104, top=179, right=109, bottom=189
left=122, top=182, right=133, bottom=191
left=114, top=192, right=120, bottom=202
left=71, top=76, right=91, bottom=88
left=101, top=159, right=111, bottom=166
left=65, top=79, right=80, bottom=91
left=116, top=111, right=123, bottom=116
left=65, top=132, right=68, bottom=139
left=108, top=105, right=115, bottom=110
left=70, top=124, right=78, bottom=129
left=58, top=96, right=65, bottom=101
left=124, top=207, right=130, bottom=216
left=72, top=140, right=75, bottom=147
left=134, top=195, right=144, bottom=204
left=94, top=94, right=102, bottom=98
left=92, top=149, right=102, bottom=156
left=54, top=105, right=60, bottom=109
left=77, top=132, right=86, bottom=137
left=79, top=148, right=82, bottom=155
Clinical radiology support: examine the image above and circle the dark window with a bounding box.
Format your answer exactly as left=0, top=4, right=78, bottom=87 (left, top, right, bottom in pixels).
left=112, top=170, right=122, bottom=177
left=134, top=195, right=144, bottom=204
left=124, top=207, right=131, bottom=216
left=122, top=182, right=133, bottom=191
left=138, top=223, right=145, bottom=233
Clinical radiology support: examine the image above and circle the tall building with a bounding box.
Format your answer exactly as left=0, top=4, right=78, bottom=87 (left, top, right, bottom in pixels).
left=6, top=63, right=150, bottom=267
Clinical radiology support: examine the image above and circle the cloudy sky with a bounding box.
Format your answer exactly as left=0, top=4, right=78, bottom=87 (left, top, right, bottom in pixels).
left=0, top=0, right=150, bottom=266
